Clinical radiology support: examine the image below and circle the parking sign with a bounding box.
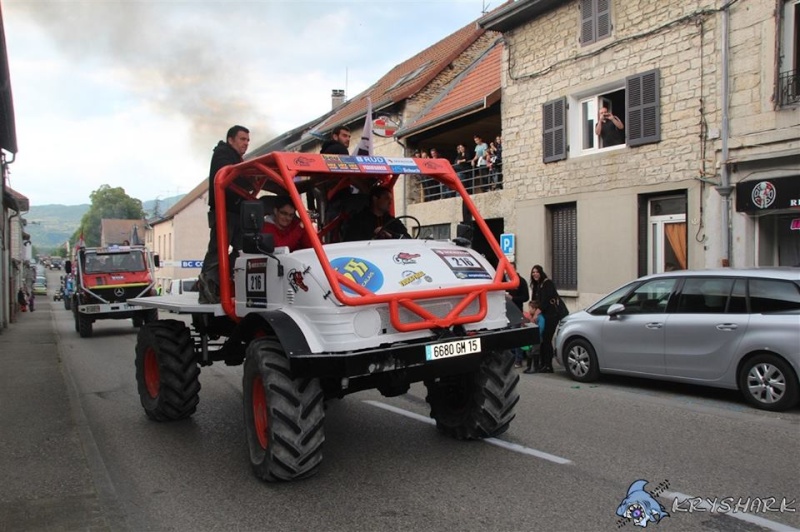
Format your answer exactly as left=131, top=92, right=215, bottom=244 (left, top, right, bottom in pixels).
left=500, top=233, right=515, bottom=255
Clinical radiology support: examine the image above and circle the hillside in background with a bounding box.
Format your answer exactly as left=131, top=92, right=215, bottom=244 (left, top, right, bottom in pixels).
left=27, top=194, right=184, bottom=252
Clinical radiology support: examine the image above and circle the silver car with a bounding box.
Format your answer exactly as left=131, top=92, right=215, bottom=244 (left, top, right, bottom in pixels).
left=554, top=268, right=800, bottom=411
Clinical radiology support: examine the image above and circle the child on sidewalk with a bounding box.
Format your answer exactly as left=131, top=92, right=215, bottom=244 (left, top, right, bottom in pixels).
left=523, top=300, right=545, bottom=373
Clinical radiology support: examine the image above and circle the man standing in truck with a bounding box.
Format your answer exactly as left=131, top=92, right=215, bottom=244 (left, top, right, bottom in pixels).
left=198, top=125, right=251, bottom=304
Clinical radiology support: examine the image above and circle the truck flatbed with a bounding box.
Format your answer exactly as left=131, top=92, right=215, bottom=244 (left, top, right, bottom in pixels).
left=128, top=293, right=225, bottom=316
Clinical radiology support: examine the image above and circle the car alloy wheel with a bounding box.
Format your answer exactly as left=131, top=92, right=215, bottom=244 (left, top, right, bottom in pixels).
left=568, top=344, right=591, bottom=378
left=746, top=362, right=787, bottom=405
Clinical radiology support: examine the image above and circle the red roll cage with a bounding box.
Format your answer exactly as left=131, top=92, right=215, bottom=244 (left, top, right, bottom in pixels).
left=214, top=152, right=519, bottom=332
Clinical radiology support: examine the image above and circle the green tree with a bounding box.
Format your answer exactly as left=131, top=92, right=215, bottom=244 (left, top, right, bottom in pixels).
left=71, top=185, right=145, bottom=247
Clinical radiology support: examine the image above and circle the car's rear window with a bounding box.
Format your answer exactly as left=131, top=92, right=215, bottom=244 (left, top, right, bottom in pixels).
left=749, top=279, right=800, bottom=312
left=675, top=278, right=735, bottom=314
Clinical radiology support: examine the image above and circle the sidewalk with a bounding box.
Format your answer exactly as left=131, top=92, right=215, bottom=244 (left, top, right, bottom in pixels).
left=0, top=303, right=115, bottom=531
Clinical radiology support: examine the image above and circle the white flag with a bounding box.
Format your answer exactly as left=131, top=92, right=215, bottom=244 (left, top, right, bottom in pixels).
left=352, top=97, right=373, bottom=156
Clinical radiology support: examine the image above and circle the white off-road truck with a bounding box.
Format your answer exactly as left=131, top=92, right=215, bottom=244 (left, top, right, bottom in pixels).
left=130, top=152, right=536, bottom=482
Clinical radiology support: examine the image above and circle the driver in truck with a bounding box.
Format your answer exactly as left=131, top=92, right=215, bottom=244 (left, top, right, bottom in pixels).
left=343, top=186, right=410, bottom=241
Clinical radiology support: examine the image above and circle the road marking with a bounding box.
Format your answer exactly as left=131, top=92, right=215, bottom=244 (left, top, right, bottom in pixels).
left=663, top=491, right=800, bottom=532
left=363, top=400, right=573, bottom=465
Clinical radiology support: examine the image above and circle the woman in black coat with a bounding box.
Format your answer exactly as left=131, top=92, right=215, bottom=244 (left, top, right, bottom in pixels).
left=525, top=264, right=558, bottom=373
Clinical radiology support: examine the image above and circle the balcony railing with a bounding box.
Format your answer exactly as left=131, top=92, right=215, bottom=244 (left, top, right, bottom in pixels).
left=411, top=164, right=503, bottom=203
left=778, top=70, right=800, bottom=107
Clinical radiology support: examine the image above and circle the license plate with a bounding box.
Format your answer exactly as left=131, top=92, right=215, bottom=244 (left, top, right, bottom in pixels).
left=425, top=338, right=481, bottom=361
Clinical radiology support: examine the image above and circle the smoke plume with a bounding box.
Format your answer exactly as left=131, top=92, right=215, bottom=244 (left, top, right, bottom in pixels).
left=8, top=1, right=275, bottom=152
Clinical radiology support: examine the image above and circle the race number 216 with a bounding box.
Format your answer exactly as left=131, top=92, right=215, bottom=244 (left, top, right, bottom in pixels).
left=248, top=273, right=265, bottom=292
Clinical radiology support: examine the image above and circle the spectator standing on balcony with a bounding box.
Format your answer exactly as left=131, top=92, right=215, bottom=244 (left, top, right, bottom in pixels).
left=320, top=125, right=351, bottom=154
left=595, top=106, right=624, bottom=147
left=428, top=148, right=445, bottom=198
left=492, top=135, right=503, bottom=185
left=452, top=144, right=471, bottom=191
left=198, top=125, right=251, bottom=304
left=471, top=134, right=489, bottom=191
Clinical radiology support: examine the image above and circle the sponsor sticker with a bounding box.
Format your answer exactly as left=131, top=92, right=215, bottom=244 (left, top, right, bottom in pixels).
left=399, top=270, right=432, bottom=287
left=393, top=252, right=420, bottom=265
left=288, top=269, right=309, bottom=292
left=331, top=257, right=384, bottom=295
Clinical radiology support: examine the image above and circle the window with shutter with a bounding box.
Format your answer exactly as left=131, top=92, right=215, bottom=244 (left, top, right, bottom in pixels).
left=543, top=97, right=567, bottom=163
left=626, top=69, right=661, bottom=146
left=549, top=203, right=578, bottom=291
left=580, top=0, right=612, bottom=46
left=580, top=0, right=595, bottom=45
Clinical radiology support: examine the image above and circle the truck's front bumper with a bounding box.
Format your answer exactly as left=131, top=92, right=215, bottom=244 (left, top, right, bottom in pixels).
left=289, top=325, right=538, bottom=382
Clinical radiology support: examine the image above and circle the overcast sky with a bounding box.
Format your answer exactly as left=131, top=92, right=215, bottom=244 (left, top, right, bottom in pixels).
left=3, top=0, right=488, bottom=206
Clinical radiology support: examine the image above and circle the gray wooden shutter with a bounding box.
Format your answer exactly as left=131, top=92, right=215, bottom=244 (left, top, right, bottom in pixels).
left=596, top=0, right=611, bottom=40
left=543, top=97, right=567, bottom=163
left=551, top=203, right=578, bottom=290
left=626, top=69, right=661, bottom=147
left=580, top=0, right=595, bottom=45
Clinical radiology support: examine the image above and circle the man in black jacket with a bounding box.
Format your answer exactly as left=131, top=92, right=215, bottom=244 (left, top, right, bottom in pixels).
left=320, top=126, right=351, bottom=154
left=198, top=125, right=250, bottom=304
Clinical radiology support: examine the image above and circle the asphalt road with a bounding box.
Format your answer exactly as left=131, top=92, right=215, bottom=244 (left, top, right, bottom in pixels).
left=47, top=277, right=799, bottom=531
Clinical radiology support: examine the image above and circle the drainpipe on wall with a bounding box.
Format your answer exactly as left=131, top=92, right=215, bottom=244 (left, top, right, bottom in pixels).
left=715, top=1, right=734, bottom=267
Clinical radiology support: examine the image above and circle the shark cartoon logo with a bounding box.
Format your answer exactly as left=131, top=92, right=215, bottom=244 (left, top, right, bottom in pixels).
left=393, top=252, right=421, bottom=265
left=288, top=269, right=308, bottom=292
left=616, top=480, right=669, bottom=528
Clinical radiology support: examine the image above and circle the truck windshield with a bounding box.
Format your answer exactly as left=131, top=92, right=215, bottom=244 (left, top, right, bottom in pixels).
left=84, top=251, right=146, bottom=273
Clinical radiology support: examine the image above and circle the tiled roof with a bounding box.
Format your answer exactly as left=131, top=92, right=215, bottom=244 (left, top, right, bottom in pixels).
left=311, top=19, right=486, bottom=134
left=397, top=39, right=503, bottom=137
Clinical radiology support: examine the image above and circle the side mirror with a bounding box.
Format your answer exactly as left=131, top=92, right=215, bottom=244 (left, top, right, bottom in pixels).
left=607, top=303, right=625, bottom=317
left=243, top=233, right=275, bottom=255
left=64, top=261, right=72, bottom=274
left=241, top=200, right=265, bottom=233
left=153, top=254, right=160, bottom=268
left=454, top=222, right=473, bottom=247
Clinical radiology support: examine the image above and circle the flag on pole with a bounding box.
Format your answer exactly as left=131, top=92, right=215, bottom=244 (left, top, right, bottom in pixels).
left=352, top=97, right=373, bottom=156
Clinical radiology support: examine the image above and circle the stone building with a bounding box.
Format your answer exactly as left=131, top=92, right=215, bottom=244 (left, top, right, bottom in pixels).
left=476, top=0, right=800, bottom=308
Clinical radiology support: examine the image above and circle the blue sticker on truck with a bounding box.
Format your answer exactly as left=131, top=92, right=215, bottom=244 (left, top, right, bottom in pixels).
left=330, top=257, right=384, bottom=295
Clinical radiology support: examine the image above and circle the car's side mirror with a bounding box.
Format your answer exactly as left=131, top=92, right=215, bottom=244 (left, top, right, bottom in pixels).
left=241, top=200, right=265, bottom=233
left=64, top=261, right=72, bottom=274
left=607, top=303, right=625, bottom=317
left=153, top=254, right=160, bottom=268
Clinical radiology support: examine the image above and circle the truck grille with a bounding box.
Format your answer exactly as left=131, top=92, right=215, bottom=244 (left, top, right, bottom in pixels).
left=87, top=285, right=149, bottom=304
left=377, top=298, right=480, bottom=333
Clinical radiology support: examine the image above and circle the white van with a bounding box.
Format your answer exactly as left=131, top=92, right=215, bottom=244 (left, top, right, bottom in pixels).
left=168, top=277, right=198, bottom=295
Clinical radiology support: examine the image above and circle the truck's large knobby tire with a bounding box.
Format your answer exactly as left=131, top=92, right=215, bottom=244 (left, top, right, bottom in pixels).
left=243, top=338, right=325, bottom=482
left=135, top=320, right=200, bottom=421
left=78, top=313, right=93, bottom=338
left=425, top=349, right=520, bottom=440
